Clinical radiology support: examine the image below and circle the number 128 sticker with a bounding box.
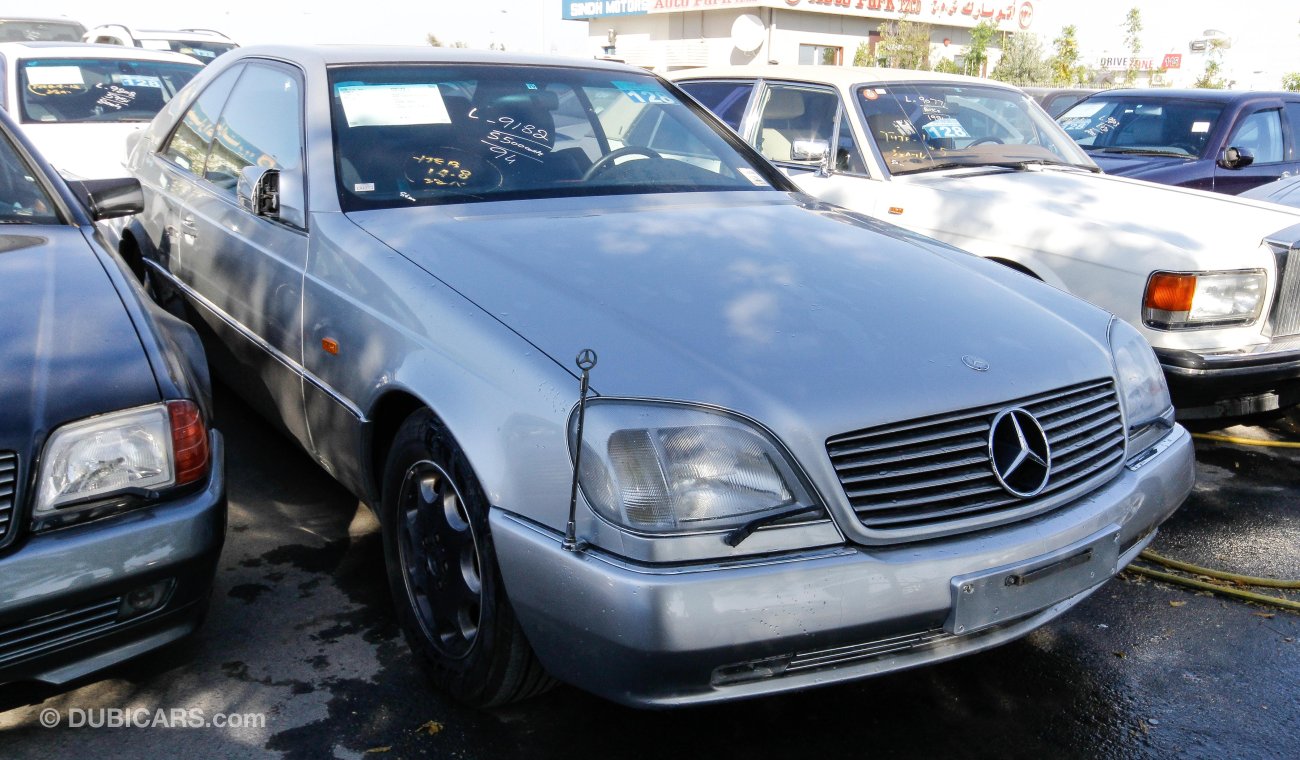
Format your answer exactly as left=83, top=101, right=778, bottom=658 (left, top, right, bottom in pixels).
left=612, top=80, right=675, bottom=105
left=921, top=117, right=970, bottom=139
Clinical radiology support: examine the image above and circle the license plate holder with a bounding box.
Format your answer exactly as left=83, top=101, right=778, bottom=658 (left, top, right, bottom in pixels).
left=945, top=525, right=1121, bottom=635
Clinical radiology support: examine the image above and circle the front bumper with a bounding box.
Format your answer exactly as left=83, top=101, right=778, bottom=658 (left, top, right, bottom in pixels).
left=0, top=431, right=226, bottom=687
left=1156, top=342, right=1300, bottom=418
left=493, top=426, right=1193, bottom=707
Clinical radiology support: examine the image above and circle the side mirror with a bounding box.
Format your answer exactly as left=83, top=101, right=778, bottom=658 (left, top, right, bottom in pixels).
left=69, top=177, right=143, bottom=221
left=1218, top=146, right=1255, bottom=170
left=237, top=165, right=280, bottom=218
left=791, top=139, right=830, bottom=164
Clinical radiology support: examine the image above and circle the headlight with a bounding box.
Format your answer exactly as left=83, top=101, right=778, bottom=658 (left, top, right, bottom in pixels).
left=1143, top=270, right=1265, bottom=329
left=33, top=401, right=210, bottom=531
left=571, top=401, right=817, bottom=535
left=1109, top=318, right=1174, bottom=455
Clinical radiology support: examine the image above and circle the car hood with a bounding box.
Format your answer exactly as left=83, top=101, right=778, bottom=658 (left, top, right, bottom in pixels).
left=908, top=167, right=1300, bottom=266
left=1087, top=152, right=1199, bottom=178
left=18, top=123, right=146, bottom=180
left=348, top=192, right=1115, bottom=435
left=0, top=227, right=159, bottom=457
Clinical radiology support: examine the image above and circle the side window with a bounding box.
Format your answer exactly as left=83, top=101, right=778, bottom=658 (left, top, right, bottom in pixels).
left=1228, top=109, right=1283, bottom=164
left=676, top=81, right=753, bottom=131
left=203, top=64, right=303, bottom=195
left=754, top=85, right=839, bottom=166
left=835, top=110, right=867, bottom=174
left=1285, top=103, right=1300, bottom=156
left=161, top=64, right=242, bottom=175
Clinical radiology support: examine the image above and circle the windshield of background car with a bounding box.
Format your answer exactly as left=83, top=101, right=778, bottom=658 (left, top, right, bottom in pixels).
left=329, top=64, right=783, bottom=210
left=0, top=20, right=85, bottom=42
left=855, top=83, right=1092, bottom=176
left=19, top=58, right=201, bottom=124
left=0, top=128, right=59, bottom=224
left=1057, top=96, right=1227, bottom=158
left=138, top=39, right=238, bottom=64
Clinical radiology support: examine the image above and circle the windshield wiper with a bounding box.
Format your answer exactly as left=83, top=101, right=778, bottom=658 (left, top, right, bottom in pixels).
left=899, top=159, right=1098, bottom=175
left=723, top=504, right=828, bottom=547
left=1086, top=146, right=1191, bottom=158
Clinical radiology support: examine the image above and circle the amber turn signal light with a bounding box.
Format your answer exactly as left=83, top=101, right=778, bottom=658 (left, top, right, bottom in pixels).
left=1144, top=273, right=1196, bottom=312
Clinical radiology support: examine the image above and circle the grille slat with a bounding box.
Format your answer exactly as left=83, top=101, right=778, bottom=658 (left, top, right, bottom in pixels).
left=1271, top=246, right=1300, bottom=337
left=828, top=379, right=1125, bottom=537
left=0, top=451, right=15, bottom=544
left=0, top=597, right=124, bottom=665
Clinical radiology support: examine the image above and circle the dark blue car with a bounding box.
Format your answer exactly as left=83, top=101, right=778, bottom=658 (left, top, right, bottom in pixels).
left=0, top=106, right=225, bottom=689
left=1057, top=88, right=1300, bottom=195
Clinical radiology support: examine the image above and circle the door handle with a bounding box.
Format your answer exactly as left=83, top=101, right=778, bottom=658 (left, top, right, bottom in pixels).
left=181, top=217, right=197, bottom=230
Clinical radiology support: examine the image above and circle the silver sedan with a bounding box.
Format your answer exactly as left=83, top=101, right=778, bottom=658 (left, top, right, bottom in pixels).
left=122, top=45, right=1194, bottom=708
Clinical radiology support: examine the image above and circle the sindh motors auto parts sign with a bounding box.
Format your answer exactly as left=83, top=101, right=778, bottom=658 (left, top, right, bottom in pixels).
left=564, top=0, right=1037, bottom=31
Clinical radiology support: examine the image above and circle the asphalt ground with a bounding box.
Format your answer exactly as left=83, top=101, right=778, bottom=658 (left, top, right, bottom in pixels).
left=0, top=386, right=1296, bottom=759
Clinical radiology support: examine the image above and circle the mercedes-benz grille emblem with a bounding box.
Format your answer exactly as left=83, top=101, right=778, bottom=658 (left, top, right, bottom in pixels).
left=988, top=407, right=1052, bottom=498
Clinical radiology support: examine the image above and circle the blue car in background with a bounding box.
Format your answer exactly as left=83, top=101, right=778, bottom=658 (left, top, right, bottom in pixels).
left=1058, top=88, right=1300, bottom=195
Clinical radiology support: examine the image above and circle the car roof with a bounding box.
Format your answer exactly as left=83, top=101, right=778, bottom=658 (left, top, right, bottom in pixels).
left=222, top=44, right=648, bottom=73
left=1085, top=88, right=1299, bottom=102
left=0, top=40, right=202, bottom=64
left=667, top=64, right=1014, bottom=90
left=87, top=25, right=234, bottom=42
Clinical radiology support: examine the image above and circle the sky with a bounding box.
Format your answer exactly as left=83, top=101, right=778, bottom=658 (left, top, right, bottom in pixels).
left=9, top=1, right=1298, bottom=86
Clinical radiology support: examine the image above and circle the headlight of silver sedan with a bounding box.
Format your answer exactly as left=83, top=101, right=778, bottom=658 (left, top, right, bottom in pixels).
left=571, top=400, right=817, bottom=535
left=1142, top=270, right=1265, bottom=329
left=1109, top=318, right=1174, bottom=456
left=33, top=401, right=210, bottom=531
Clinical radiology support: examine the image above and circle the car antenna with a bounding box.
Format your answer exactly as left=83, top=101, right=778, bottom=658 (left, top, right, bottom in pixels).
left=564, top=348, right=598, bottom=552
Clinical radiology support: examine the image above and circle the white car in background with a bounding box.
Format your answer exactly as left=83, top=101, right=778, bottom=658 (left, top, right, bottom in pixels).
left=670, top=66, right=1300, bottom=421
left=0, top=42, right=201, bottom=178
left=82, top=26, right=238, bottom=66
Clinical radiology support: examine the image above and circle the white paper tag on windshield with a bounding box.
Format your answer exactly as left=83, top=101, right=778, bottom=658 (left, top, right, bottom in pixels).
left=737, top=167, right=768, bottom=187
left=25, top=66, right=84, bottom=85
left=1191, top=121, right=1210, bottom=133
left=337, top=84, right=452, bottom=128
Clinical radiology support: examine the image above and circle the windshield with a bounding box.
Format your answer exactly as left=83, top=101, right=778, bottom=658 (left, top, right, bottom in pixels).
left=19, top=57, right=202, bottom=124
left=0, top=19, right=85, bottom=42
left=0, top=129, right=59, bottom=224
left=138, top=39, right=238, bottom=65
left=1057, top=96, right=1226, bottom=158
left=855, top=83, right=1093, bottom=176
left=329, top=64, right=783, bottom=210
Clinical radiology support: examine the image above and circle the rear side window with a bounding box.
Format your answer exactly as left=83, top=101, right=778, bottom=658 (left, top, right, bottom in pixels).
left=161, top=64, right=242, bottom=175
left=677, top=81, right=753, bottom=131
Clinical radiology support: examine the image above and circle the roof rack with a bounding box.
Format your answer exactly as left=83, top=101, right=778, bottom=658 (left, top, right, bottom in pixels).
left=178, top=28, right=230, bottom=38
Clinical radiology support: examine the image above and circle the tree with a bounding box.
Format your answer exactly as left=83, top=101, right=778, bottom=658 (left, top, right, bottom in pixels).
left=1122, top=8, right=1143, bottom=86
left=990, top=32, right=1050, bottom=85
left=1048, top=25, right=1087, bottom=86
left=876, top=20, right=932, bottom=70
left=1284, top=73, right=1300, bottom=92
left=965, top=20, right=997, bottom=77
left=427, top=34, right=442, bottom=47
left=1192, top=38, right=1228, bottom=88
left=853, top=41, right=872, bottom=67
left=933, top=58, right=960, bottom=74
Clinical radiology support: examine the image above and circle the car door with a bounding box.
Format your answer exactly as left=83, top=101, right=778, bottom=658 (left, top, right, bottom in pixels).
left=167, top=61, right=313, bottom=449
left=1214, top=101, right=1296, bottom=194
left=743, top=81, right=881, bottom=212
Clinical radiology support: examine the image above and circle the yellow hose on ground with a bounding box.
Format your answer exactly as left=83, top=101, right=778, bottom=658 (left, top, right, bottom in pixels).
left=1139, top=550, right=1300, bottom=589
left=1127, top=565, right=1300, bottom=612
left=1191, top=432, right=1300, bottom=448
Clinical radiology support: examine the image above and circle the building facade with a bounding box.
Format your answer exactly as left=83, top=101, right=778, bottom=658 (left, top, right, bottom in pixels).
left=563, top=1, right=1039, bottom=72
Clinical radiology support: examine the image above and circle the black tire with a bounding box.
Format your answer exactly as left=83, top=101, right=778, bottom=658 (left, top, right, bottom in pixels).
left=380, top=409, right=554, bottom=708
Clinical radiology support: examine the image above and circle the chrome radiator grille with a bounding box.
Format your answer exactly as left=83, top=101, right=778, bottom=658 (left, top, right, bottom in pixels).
left=1269, top=244, right=1300, bottom=338
left=827, top=379, right=1125, bottom=535
left=0, top=452, right=16, bottom=544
